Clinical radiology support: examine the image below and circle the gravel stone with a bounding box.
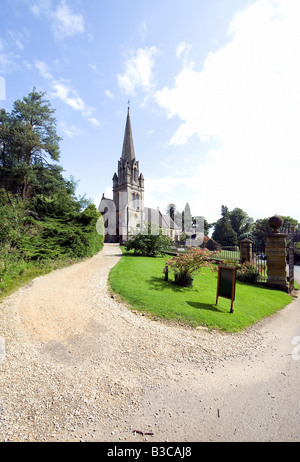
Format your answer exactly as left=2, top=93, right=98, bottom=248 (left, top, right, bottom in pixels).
left=0, top=244, right=299, bottom=442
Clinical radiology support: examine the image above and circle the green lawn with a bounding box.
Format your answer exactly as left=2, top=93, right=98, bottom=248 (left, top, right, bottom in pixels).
left=109, top=248, right=294, bottom=333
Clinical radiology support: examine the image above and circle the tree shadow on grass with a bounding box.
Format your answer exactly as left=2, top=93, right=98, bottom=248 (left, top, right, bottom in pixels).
left=146, top=276, right=190, bottom=292
left=186, top=301, right=223, bottom=312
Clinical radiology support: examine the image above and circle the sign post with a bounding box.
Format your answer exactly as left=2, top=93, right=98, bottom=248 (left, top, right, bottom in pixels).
left=216, top=266, right=236, bottom=313
left=163, top=265, right=169, bottom=281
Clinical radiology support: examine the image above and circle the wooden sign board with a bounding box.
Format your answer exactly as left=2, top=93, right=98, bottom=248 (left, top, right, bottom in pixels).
left=216, top=266, right=236, bottom=313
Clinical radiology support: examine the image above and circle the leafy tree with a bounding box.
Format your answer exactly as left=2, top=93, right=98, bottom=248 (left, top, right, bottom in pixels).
left=252, top=215, right=299, bottom=248
left=166, top=203, right=176, bottom=221
left=229, top=208, right=254, bottom=237
left=252, top=218, right=270, bottom=247
left=126, top=226, right=172, bottom=257
left=221, top=205, right=229, bottom=217
left=0, top=90, right=104, bottom=267
left=238, top=231, right=257, bottom=244
left=0, top=88, right=61, bottom=202
left=11, top=88, right=61, bottom=165
left=212, top=205, right=237, bottom=246
left=280, top=216, right=298, bottom=230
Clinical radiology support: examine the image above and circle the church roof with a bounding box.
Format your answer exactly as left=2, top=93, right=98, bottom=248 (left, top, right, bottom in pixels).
left=121, top=107, right=135, bottom=162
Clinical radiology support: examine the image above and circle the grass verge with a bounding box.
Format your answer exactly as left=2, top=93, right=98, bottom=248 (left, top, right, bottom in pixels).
left=109, top=248, right=295, bottom=333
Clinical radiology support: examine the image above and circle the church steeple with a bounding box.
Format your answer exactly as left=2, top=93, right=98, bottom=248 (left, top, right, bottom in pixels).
left=121, top=107, right=135, bottom=162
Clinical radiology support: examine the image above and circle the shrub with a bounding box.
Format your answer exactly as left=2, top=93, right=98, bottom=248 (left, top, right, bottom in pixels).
left=126, top=230, right=172, bottom=257
left=166, top=247, right=218, bottom=287
left=206, top=238, right=219, bottom=251
left=222, top=259, right=260, bottom=283
left=236, top=262, right=260, bottom=283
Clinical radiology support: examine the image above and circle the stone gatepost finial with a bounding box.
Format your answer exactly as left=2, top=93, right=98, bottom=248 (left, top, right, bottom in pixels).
left=268, top=215, right=283, bottom=233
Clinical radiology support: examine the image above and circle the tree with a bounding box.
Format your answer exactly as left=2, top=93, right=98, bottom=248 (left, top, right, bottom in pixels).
left=252, top=215, right=299, bottom=248
left=229, top=208, right=254, bottom=238
left=252, top=218, right=270, bottom=247
left=166, top=203, right=176, bottom=221
left=280, top=216, right=298, bottom=230
left=126, top=226, right=172, bottom=257
left=0, top=90, right=104, bottom=264
left=12, top=88, right=60, bottom=165
left=221, top=205, right=229, bottom=217
left=212, top=205, right=238, bottom=246
left=0, top=88, right=61, bottom=202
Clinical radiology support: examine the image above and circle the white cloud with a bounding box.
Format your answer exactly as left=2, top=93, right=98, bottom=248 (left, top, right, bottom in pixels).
left=0, top=33, right=25, bottom=74
left=0, top=47, right=19, bottom=74
left=138, top=21, right=147, bottom=41
left=30, top=0, right=52, bottom=17
left=7, top=29, right=30, bottom=51
left=105, top=89, right=114, bottom=99
left=59, top=122, right=85, bottom=138
left=29, top=0, right=85, bottom=39
left=154, top=0, right=300, bottom=221
left=52, top=0, right=85, bottom=39
left=176, top=41, right=192, bottom=62
left=118, top=46, right=158, bottom=96
left=88, top=117, right=101, bottom=127
left=52, top=81, right=87, bottom=112
left=34, top=59, right=53, bottom=80
left=35, top=60, right=100, bottom=128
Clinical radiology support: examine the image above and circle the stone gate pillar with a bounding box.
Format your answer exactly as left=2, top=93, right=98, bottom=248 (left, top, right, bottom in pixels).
left=239, top=238, right=253, bottom=263
left=266, top=215, right=288, bottom=292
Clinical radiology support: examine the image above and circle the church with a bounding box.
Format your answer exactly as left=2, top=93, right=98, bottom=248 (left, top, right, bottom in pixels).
left=98, top=107, right=180, bottom=243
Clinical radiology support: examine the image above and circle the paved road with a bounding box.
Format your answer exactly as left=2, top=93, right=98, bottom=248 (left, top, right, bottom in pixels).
left=129, top=295, right=300, bottom=442
left=292, top=264, right=300, bottom=283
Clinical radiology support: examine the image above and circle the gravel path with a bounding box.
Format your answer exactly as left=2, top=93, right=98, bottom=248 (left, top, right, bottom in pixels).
left=0, top=244, right=299, bottom=442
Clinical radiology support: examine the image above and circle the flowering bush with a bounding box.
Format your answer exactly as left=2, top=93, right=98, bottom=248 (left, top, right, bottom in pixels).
left=222, top=259, right=260, bottom=283
left=166, top=247, right=218, bottom=287
left=236, top=262, right=260, bottom=283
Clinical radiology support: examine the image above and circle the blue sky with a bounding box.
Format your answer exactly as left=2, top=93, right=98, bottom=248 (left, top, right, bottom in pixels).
left=1, top=0, right=300, bottom=225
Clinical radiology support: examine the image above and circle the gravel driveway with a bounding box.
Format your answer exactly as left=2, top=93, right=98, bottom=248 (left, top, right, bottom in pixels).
left=0, top=243, right=299, bottom=442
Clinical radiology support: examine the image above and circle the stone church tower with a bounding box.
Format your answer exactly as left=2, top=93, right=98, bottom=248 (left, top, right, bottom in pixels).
left=99, top=107, right=179, bottom=243
left=99, top=107, right=145, bottom=242
left=112, top=107, right=145, bottom=241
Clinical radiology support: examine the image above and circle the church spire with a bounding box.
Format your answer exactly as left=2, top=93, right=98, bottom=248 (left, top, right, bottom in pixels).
left=121, top=106, right=135, bottom=162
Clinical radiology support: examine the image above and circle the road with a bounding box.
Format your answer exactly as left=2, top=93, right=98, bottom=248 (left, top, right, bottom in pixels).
left=0, top=244, right=299, bottom=442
